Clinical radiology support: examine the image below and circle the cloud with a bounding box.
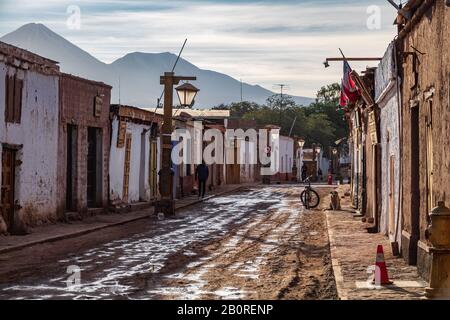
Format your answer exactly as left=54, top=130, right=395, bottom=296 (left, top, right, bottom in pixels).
left=0, top=0, right=397, bottom=97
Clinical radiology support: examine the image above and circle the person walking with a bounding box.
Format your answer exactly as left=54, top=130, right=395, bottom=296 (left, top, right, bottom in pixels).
left=301, top=164, right=307, bottom=182
left=318, top=168, right=323, bottom=182
left=195, top=161, right=209, bottom=199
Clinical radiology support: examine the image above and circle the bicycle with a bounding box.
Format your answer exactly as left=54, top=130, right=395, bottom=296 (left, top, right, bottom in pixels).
left=300, top=176, right=320, bottom=209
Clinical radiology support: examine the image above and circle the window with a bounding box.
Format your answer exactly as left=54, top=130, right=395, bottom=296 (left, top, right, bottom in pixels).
left=5, top=74, right=23, bottom=123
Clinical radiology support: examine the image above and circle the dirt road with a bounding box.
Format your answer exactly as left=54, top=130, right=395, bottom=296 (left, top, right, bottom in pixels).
left=0, top=185, right=337, bottom=300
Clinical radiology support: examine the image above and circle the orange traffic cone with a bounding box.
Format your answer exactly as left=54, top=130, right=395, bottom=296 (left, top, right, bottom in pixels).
left=372, top=245, right=393, bottom=285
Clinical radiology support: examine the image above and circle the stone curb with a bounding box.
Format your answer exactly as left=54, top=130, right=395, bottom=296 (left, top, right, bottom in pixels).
left=0, top=184, right=256, bottom=255
left=325, top=210, right=348, bottom=300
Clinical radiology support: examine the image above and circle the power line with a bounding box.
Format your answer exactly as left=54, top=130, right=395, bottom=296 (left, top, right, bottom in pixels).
left=273, top=84, right=288, bottom=128
left=149, top=38, right=188, bottom=130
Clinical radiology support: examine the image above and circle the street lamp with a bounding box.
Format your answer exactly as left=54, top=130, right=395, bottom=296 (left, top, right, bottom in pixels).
left=332, top=147, right=339, bottom=176
left=315, top=145, right=322, bottom=155
left=314, top=145, right=322, bottom=180
left=155, top=72, right=198, bottom=216
left=298, top=138, right=305, bottom=148
left=175, top=82, right=199, bottom=107
left=297, top=138, right=305, bottom=182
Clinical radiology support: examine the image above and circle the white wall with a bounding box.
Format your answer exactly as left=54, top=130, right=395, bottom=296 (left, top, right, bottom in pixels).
left=321, top=156, right=330, bottom=176
left=109, top=117, right=152, bottom=203
left=279, top=136, right=294, bottom=173
left=239, top=139, right=256, bottom=182
left=0, top=62, right=59, bottom=227
left=375, top=41, right=401, bottom=245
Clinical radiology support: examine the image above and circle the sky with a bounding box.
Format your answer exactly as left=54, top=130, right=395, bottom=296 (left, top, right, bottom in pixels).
left=0, top=0, right=399, bottom=98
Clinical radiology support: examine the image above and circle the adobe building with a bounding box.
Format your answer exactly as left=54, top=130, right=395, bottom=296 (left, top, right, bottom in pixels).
left=109, top=105, right=161, bottom=208
left=57, top=73, right=112, bottom=219
left=396, top=0, right=450, bottom=279
left=375, top=41, right=402, bottom=252
left=0, top=42, right=60, bottom=234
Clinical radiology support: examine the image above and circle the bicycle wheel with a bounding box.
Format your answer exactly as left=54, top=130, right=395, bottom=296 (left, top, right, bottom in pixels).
left=307, top=189, right=320, bottom=209
left=300, top=190, right=310, bottom=209
left=301, top=189, right=320, bottom=209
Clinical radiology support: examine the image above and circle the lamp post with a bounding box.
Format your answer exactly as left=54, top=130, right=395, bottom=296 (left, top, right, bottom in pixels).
left=294, top=138, right=305, bottom=181
left=332, top=147, right=338, bottom=175
left=297, top=138, right=305, bottom=180
left=155, top=72, right=199, bottom=216
left=315, top=145, right=322, bottom=180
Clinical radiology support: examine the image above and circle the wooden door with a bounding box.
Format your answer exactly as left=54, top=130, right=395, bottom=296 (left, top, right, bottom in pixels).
left=1, top=148, right=15, bottom=232
left=87, top=128, right=97, bottom=207
left=66, top=125, right=77, bottom=211
left=389, top=156, right=395, bottom=235
left=123, top=134, right=132, bottom=202
left=149, top=140, right=158, bottom=199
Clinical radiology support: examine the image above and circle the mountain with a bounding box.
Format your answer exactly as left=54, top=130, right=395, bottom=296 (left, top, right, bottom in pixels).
left=0, top=23, right=314, bottom=107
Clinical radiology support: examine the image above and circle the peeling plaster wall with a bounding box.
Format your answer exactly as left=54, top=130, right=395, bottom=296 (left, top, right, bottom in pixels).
left=375, top=42, right=401, bottom=245
left=109, top=117, right=152, bottom=203
left=399, top=1, right=450, bottom=275
left=0, top=62, right=59, bottom=227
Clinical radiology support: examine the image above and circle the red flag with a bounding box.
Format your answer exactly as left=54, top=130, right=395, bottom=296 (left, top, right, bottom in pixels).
left=339, top=85, right=348, bottom=107
left=339, top=60, right=360, bottom=108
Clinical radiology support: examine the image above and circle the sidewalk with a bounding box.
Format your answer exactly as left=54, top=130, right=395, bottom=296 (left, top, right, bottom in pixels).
left=325, top=185, right=427, bottom=300
left=0, top=183, right=256, bottom=255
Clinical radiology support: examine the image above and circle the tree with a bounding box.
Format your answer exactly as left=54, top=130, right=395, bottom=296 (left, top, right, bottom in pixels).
left=210, top=83, right=348, bottom=155
left=315, top=83, right=341, bottom=105
left=212, top=101, right=259, bottom=118
left=265, top=94, right=296, bottom=128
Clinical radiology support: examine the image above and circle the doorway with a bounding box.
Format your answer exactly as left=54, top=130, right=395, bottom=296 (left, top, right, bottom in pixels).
left=149, top=139, right=158, bottom=199
left=139, top=132, right=146, bottom=201
left=87, top=127, right=103, bottom=208
left=409, top=106, right=420, bottom=265
left=66, top=124, right=77, bottom=211
left=122, top=133, right=132, bottom=202
left=1, top=147, right=16, bottom=233
left=389, top=155, right=395, bottom=236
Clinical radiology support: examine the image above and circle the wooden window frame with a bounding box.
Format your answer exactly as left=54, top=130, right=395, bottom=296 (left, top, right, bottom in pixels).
left=4, top=74, right=23, bottom=124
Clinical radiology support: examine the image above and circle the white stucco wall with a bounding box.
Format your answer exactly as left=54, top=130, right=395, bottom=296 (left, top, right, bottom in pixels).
left=375, top=41, right=401, bottom=244
left=109, top=117, right=152, bottom=203
left=239, top=140, right=256, bottom=182
left=0, top=62, right=59, bottom=227
left=321, top=156, right=330, bottom=175
left=279, top=136, right=294, bottom=173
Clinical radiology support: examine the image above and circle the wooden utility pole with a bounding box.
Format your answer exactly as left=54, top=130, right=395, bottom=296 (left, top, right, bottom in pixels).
left=155, top=72, right=196, bottom=216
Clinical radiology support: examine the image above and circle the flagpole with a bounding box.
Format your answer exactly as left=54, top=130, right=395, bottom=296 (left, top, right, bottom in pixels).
left=339, top=48, right=348, bottom=64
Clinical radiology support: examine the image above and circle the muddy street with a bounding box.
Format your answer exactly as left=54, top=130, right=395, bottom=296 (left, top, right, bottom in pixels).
left=0, top=186, right=336, bottom=300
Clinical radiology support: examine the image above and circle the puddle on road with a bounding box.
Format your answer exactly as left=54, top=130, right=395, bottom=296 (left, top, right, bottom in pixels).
left=143, top=196, right=304, bottom=300
left=0, top=188, right=300, bottom=300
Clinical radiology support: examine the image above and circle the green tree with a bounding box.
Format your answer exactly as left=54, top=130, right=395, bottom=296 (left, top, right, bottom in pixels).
left=211, top=83, right=348, bottom=156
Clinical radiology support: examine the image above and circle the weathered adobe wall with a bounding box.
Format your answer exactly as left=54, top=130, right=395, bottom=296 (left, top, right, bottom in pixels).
left=0, top=62, right=59, bottom=228
left=400, top=1, right=450, bottom=240
left=57, top=74, right=111, bottom=214
left=375, top=41, right=401, bottom=244
left=109, top=117, right=151, bottom=204
left=362, top=111, right=375, bottom=221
